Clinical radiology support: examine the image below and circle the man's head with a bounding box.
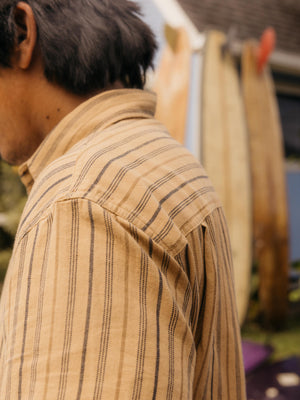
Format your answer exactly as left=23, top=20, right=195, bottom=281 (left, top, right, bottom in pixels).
left=0, top=0, right=157, bottom=165
left=0, top=0, right=157, bottom=94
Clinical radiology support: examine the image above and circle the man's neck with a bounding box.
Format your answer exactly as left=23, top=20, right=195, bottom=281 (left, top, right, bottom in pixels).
left=29, top=78, right=124, bottom=151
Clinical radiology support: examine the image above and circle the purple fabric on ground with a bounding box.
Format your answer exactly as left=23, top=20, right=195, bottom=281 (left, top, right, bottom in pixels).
left=246, top=357, right=300, bottom=400
left=242, top=340, right=273, bottom=374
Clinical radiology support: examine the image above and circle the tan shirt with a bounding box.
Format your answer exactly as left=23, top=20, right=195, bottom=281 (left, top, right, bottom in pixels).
left=0, top=89, right=246, bottom=399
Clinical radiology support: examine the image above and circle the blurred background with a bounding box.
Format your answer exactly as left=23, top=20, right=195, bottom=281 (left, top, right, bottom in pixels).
left=139, top=0, right=300, bottom=399
left=0, top=0, right=299, bottom=399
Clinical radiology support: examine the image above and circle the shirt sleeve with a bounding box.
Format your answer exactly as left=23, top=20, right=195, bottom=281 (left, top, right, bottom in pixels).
left=0, top=198, right=203, bottom=399
left=191, top=207, right=247, bottom=400
left=0, top=198, right=246, bottom=400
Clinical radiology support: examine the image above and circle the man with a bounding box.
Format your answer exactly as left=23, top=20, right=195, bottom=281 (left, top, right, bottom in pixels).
left=0, top=1, right=246, bottom=399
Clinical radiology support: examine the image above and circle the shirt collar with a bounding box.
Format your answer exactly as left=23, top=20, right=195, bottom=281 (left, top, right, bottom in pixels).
left=18, top=89, right=156, bottom=192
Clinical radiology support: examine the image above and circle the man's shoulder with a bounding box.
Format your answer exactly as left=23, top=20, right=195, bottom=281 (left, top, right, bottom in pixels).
left=23, top=120, right=221, bottom=253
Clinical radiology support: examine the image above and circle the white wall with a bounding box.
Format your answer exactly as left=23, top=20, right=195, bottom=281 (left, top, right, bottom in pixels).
left=136, top=0, right=166, bottom=67
left=136, top=0, right=205, bottom=161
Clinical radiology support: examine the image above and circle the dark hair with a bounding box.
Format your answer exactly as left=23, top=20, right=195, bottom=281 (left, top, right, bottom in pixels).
left=0, top=0, right=157, bottom=94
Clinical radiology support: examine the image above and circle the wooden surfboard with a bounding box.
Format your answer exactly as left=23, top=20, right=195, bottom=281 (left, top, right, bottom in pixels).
left=201, top=31, right=252, bottom=325
left=242, top=41, right=289, bottom=328
left=153, top=25, right=191, bottom=144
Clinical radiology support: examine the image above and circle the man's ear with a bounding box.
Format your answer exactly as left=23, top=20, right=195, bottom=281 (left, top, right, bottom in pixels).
left=13, top=1, right=37, bottom=69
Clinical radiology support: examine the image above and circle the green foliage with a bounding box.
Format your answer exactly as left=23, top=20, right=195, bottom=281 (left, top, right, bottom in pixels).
left=0, top=162, right=26, bottom=212
left=242, top=260, right=300, bottom=360
left=0, top=160, right=27, bottom=282
left=242, top=316, right=300, bottom=361
left=0, top=250, right=12, bottom=281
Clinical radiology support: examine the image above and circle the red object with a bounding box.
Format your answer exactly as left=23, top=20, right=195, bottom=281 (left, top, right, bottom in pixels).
left=257, top=28, right=276, bottom=73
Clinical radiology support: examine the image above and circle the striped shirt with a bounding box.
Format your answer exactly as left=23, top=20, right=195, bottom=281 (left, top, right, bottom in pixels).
left=0, top=89, right=246, bottom=399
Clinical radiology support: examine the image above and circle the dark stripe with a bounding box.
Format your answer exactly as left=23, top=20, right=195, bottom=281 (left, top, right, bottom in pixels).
left=189, top=281, right=198, bottom=332
left=58, top=200, right=79, bottom=400
left=132, top=251, right=148, bottom=400
left=182, top=284, right=192, bottom=316
left=209, top=212, right=235, bottom=400
left=161, top=251, right=170, bottom=274
left=210, top=212, right=232, bottom=400
left=224, top=259, right=232, bottom=400
left=18, top=225, right=40, bottom=400
left=93, top=210, right=114, bottom=399
left=218, top=210, right=244, bottom=400
left=167, top=302, right=179, bottom=400
left=175, top=250, right=193, bottom=399
left=149, top=238, right=153, bottom=258
left=202, top=360, right=213, bottom=399
left=152, top=272, right=163, bottom=400
left=0, top=338, right=3, bottom=362
left=84, top=136, right=169, bottom=197
left=195, top=263, right=207, bottom=350
left=187, top=341, right=196, bottom=399
left=188, top=229, right=203, bottom=339
left=175, top=249, right=190, bottom=280
left=174, top=268, right=182, bottom=303
left=76, top=201, right=95, bottom=400
left=114, top=233, right=130, bottom=400
left=29, top=219, right=51, bottom=398
left=211, top=346, right=215, bottom=398
left=130, top=224, right=139, bottom=243
left=42, top=213, right=58, bottom=398
left=5, top=235, right=28, bottom=400
left=217, top=295, right=223, bottom=400
left=219, top=209, right=235, bottom=276
left=185, top=245, right=191, bottom=282
left=194, top=219, right=218, bottom=392
left=179, top=324, right=189, bottom=399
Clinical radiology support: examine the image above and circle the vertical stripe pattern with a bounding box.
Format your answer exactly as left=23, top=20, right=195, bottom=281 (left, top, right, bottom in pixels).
left=0, top=89, right=246, bottom=399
